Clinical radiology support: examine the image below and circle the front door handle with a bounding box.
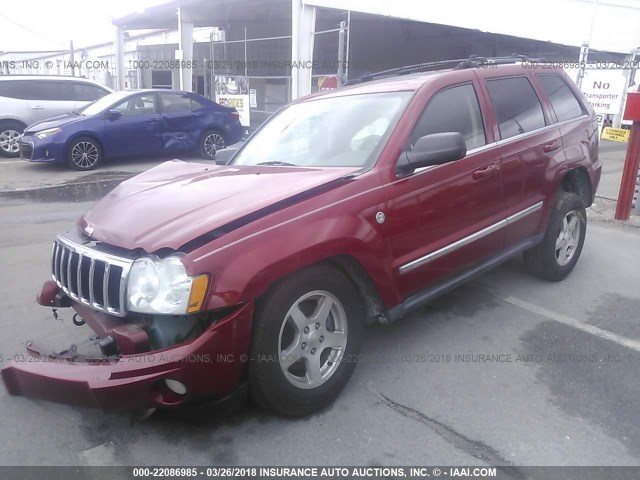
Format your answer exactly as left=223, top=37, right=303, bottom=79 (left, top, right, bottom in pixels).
left=543, top=141, right=561, bottom=153
left=472, top=163, right=499, bottom=180
left=146, top=118, right=160, bottom=123
left=31, top=106, right=43, bottom=110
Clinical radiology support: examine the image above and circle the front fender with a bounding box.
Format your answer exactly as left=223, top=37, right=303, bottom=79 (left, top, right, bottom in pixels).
left=183, top=186, right=399, bottom=312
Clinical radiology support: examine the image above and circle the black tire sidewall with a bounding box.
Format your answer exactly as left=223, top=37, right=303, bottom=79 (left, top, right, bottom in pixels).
left=200, top=129, right=225, bottom=160
left=67, top=137, right=102, bottom=171
left=0, top=121, right=25, bottom=158
left=249, top=265, right=364, bottom=415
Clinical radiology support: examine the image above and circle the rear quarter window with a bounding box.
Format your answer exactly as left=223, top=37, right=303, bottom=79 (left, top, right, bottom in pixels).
left=486, top=76, right=546, bottom=140
left=536, top=74, right=586, bottom=122
left=74, top=83, right=109, bottom=102
left=0, top=80, right=30, bottom=99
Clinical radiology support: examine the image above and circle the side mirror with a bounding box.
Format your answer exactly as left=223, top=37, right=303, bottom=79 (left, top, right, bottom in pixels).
left=105, top=109, right=123, bottom=120
left=396, top=132, right=466, bottom=175
left=212, top=146, right=239, bottom=165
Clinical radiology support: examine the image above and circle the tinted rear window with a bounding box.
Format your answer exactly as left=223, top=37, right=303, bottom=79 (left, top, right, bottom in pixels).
left=486, top=77, right=546, bottom=140
left=0, top=80, right=30, bottom=99
left=537, top=74, right=585, bottom=122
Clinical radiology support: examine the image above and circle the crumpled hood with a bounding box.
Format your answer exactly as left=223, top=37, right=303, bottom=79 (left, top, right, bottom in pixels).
left=79, top=160, right=358, bottom=253
left=25, top=113, right=86, bottom=133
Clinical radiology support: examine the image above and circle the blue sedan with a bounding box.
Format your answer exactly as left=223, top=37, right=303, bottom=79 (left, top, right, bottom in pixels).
left=19, top=89, right=244, bottom=170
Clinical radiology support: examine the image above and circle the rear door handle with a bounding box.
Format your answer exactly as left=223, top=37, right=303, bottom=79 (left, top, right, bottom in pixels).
left=543, top=141, right=561, bottom=153
left=146, top=118, right=160, bottom=123
left=31, top=106, right=43, bottom=110
left=472, top=163, right=499, bottom=180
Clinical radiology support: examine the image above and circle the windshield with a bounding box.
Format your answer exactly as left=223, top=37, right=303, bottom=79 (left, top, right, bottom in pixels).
left=231, top=92, right=412, bottom=168
left=77, top=91, right=133, bottom=116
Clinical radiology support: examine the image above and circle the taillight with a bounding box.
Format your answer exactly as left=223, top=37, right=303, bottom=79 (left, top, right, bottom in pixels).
left=229, top=111, right=240, bottom=120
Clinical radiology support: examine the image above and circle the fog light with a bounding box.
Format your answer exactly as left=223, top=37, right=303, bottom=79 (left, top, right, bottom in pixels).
left=164, top=379, right=187, bottom=395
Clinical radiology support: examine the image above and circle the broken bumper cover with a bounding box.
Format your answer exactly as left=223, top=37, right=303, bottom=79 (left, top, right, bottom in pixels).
left=1, top=302, right=254, bottom=412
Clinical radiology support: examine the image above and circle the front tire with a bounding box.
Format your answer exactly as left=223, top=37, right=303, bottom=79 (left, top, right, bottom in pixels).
left=0, top=120, right=24, bottom=158
left=200, top=129, right=226, bottom=160
left=67, top=137, right=103, bottom=171
left=524, top=192, right=587, bottom=281
left=249, top=265, right=364, bottom=416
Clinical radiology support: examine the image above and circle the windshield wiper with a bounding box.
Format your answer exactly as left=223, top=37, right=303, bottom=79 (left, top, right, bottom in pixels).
left=256, top=161, right=298, bottom=166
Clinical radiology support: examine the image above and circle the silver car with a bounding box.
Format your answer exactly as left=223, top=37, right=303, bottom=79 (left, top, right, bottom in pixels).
left=0, top=76, right=112, bottom=157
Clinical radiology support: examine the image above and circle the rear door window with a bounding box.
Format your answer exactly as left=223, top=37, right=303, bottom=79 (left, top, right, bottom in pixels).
left=30, top=81, right=75, bottom=101
left=160, top=93, right=195, bottom=113
left=409, top=83, right=486, bottom=151
left=486, top=77, right=546, bottom=140
left=0, top=80, right=30, bottom=99
left=536, top=74, right=586, bottom=122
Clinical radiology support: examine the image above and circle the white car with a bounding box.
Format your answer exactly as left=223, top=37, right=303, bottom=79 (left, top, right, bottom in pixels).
left=0, top=75, right=112, bottom=157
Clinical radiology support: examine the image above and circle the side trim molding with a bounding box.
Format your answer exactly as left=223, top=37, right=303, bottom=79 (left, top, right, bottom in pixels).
left=399, top=201, right=543, bottom=274
left=388, top=233, right=545, bottom=323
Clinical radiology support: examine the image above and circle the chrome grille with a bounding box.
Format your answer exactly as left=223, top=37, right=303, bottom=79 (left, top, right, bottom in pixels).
left=51, top=235, right=133, bottom=316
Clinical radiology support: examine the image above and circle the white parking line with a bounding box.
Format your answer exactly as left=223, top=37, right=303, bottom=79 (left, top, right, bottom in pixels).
left=0, top=160, right=25, bottom=165
left=79, top=441, right=119, bottom=466
left=502, top=296, right=640, bottom=353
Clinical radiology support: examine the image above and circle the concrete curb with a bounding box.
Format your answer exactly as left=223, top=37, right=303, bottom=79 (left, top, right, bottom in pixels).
left=0, top=175, right=134, bottom=202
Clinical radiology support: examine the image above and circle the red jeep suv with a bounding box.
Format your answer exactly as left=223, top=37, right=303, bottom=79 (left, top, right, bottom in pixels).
left=2, top=57, right=601, bottom=417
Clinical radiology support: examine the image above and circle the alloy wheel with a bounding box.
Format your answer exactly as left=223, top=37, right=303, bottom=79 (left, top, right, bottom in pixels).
left=278, top=290, right=348, bottom=389
left=203, top=132, right=225, bottom=157
left=555, top=210, right=581, bottom=266
left=0, top=129, right=21, bottom=154
left=71, top=141, right=99, bottom=169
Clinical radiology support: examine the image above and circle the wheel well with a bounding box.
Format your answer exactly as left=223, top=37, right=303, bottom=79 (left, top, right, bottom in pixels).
left=324, top=255, right=390, bottom=325
left=0, top=119, right=27, bottom=130
left=560, top=168, right=593, bottom=207
left=256, top=255, right=389, bottom=325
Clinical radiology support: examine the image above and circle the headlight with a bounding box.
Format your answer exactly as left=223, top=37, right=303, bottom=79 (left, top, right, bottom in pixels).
left=35, top=127, right=61, bottom=140
left=127, top=255, right=209, bottom=315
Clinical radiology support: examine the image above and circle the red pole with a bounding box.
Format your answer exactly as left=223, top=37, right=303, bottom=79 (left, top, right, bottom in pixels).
left=615, top=120, right=640, bottom=220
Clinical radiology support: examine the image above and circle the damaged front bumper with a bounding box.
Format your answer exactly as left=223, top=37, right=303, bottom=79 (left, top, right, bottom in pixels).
left=1, top=281, right=253, bottom=412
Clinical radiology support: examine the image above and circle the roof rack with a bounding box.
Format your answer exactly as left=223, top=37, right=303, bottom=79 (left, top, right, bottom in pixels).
left=343, top=54, right=546, bottom=86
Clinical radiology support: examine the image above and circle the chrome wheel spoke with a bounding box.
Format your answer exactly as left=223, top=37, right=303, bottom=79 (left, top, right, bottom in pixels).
left=323, top=330, right=347, bottom=349
left=288, top=304, right=309, bottom=332
left=280, top=339, right=303, bottom=371
left=555, top=232, right=564, bottom=250
left=311, top=296, right=333, bottom=325
left=304, top=355, right=323, bottom=386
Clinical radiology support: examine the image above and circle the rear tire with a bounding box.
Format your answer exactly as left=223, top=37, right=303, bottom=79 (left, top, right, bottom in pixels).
left=0, top=120, right=24, bottom=158
left=523, top=192, right=586, bottom=281
left=249, top=265, right=364, bottom=416
left=67, top=137, right=103, bottom=171
left=200, top=129, right=226, bottom=160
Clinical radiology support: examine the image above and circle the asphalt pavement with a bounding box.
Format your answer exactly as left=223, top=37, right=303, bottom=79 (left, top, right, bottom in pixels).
left=0, top=192, right=639, bottom=468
